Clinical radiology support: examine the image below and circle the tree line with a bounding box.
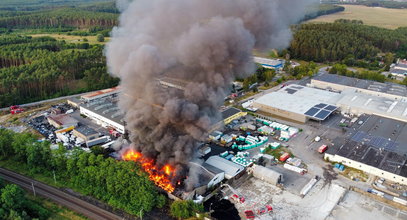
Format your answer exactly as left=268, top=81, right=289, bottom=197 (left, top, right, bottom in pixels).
left=0, top=7, right=117, bottom=29
left=344, top=1, right=407, bottom=9
left=0, top=129, right=167, bottom=217
left=303, top=4, right=345, bottom=21
left=328, top=63, right=386, bottom=82
left=289, top=22, right=407, bottom=62
left=0, top=35, right=119, bottom=108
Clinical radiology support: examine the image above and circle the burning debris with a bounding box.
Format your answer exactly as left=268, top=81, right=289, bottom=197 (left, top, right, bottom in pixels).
left=122, top=148, right=175, bottom=192
left=107, top=0, right=314, bottom=192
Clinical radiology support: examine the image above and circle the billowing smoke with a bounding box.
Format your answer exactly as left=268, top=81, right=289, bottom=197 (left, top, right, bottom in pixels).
left=107, top=0, right=314, bottom=184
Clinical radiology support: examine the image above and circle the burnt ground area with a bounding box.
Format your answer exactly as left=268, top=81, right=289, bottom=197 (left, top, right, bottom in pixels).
left=322, top=164, right=338, bottom=187
left=205, top=194, right=240, bottom=220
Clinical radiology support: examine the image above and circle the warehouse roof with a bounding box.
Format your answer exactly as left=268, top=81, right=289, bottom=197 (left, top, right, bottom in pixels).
left=80, top=100, right=124, bottom=126
left=74, top=126, right=97, bottom=137
left=328, top=115, right=407, bottom=177
left=253, top=57, right=284, bottom=68
left=47, top=114, right=78, bottom=126
left=157, top=77, right=188, bottom=91
left=254, top=84, right=341, bottom=119
left=81, top=87, right=120, bottom=101
left=205, top=156, right=244, bottom=179
left=187, top=162, right=224, bottom=188
left=221, top=107, right=241, bottom=119
left=336, top=88, right=407, bottom=122
left=391, top=68, right=407, bottom=75
left=313, top=73, right=407, bottom=97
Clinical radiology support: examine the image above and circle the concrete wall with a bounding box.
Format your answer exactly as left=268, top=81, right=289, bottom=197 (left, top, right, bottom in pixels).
left=252, top=102, right=307, bottom=123
left=324, top=153, right=407, bottom=185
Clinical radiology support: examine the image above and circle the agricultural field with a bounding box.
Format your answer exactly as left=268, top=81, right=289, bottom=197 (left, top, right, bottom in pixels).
left=307, top=5, right=407, bottom=29
left=29, top=33, right=110, bottom=44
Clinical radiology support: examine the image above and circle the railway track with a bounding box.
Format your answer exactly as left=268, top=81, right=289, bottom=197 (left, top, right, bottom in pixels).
left=0, top=168, right=122, bottom=220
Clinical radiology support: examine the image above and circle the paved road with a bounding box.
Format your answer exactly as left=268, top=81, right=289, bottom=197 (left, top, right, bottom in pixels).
left=0, top=91, right=92, bottom=112
left=0, top=168, right=122, bottom=220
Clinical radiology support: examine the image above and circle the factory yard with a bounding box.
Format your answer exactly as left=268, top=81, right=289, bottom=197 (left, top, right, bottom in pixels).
left=329, top=190, right=404, bottom=220
left=230, top=177, right=347, bottom=220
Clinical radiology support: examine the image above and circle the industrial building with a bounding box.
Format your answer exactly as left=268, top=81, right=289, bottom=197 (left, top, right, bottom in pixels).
left=251, top=165, right=283, bottom=185
left=73, top=126, right=99, bottom=142
left=47, top=114, right=78, bottom=128
left=157, top=77, right=188, bottom=91
left=80, top=87, right=120, bottom=102
left=205, top=156, right=244, bottom=179
left=325, top=115, right=407, bottom=184
left=253, top=84, right=340, bottom=123
left=253, top=57, right=284, bottom=70
left=211, top=107, right=247, bottom=131
left=390, top=60, right=407, bottom=79
left=67, top=97, right=83, bottom=108
left=336, top=88, right=407, bottom=123
left=222, top=107, right=247, bottom=125
left=311, top=73, right=407, bottom=100
left=79, top=100, right=125, bottom=134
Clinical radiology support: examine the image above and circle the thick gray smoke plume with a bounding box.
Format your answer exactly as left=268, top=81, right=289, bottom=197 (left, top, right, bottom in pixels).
left=107, top=0, right=314, bottom=183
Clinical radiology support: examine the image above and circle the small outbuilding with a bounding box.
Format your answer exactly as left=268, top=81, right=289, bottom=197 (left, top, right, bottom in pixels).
left=47, top=114, right=78, bottom=129
left=73, top=126, right=99, bottom=142
left=252, top=165, right=283, bottom=185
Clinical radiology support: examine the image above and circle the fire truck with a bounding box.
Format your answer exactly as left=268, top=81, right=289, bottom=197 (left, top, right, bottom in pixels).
left=10, top=105, right=24, bottom=114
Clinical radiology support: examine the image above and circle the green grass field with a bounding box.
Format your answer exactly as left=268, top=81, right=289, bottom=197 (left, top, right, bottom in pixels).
left=307, top=5, right=407, bottom=29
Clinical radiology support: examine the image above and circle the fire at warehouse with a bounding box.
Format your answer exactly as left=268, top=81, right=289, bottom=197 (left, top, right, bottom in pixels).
left=106, top=0, right=311, bottom=195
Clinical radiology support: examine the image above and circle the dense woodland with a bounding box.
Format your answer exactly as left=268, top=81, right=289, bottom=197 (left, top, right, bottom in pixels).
left=344, top=1, right=407, bottom=9
left=289, top=22, right=407, bottom=62
left=0, top=8, right=117, bottom=29
left=0, top=35, right=119, bottom=107
left=0, top=129, right=167, bottom=216
left=303, top=4, right=345, bottom=21
left=0, top=0, right=112, bottom=11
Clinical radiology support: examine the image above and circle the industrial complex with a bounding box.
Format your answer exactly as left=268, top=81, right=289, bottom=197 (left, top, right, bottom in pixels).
left=249, top=72, right=407, bottom=190
left=6, top=71, right=407, bottom=220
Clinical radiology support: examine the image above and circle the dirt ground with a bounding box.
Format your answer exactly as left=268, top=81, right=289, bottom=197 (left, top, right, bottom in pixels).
left=231, top=177, right=346, bottom=220
left=329, top=190, right=407, bottom=220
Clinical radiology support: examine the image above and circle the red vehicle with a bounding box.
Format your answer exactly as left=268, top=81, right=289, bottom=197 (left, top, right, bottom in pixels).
left=258, top=205, right=273, bottom=214
left=244, top=210, right=255, bottom=219
left=10, top=105, right=24, bottom=114
left=231, top=194, right=245, bottom=203
left=279, top=152, right=290, bottom=162
left=318, top=145, right=328, bottom=154
left=109, top=128, right=121, bottom=138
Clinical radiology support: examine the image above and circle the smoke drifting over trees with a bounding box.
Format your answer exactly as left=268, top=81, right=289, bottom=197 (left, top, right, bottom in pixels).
left=106, top=0, right=313, bottom=179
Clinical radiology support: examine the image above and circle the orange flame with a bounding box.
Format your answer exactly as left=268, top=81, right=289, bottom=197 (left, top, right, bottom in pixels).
left=122, top=149, right=175, bottom=193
